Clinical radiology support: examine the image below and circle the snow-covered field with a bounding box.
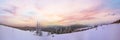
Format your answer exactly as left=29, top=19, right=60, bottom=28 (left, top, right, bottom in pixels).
left=0, top=24, right=120, bottom=40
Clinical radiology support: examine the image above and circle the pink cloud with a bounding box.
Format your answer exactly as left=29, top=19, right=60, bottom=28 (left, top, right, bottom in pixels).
left=0, top=0, right=120, bottom=27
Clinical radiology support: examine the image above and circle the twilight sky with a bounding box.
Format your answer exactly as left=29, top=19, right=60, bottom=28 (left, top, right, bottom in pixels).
left=0, top=0, right=120, bottom=27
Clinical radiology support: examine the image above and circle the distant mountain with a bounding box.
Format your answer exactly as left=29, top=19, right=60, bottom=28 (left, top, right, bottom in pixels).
left=113, top=20, right=120, bottom=23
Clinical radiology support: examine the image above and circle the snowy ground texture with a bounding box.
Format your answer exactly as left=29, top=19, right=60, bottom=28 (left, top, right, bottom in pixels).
left=0, top=24, right=120, bottom=40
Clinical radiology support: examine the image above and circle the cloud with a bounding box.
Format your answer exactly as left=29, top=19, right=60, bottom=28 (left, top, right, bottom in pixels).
left=0, top=0, right=120, bottom=27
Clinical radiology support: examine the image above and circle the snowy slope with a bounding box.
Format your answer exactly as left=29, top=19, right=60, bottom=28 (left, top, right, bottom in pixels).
left=0, top=25, right=39, bottom=40
left=0, top=24, right=120, bottom=40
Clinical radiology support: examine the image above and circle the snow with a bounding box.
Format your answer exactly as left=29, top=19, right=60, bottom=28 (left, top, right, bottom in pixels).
left=0, top=24, right=120, bottom=40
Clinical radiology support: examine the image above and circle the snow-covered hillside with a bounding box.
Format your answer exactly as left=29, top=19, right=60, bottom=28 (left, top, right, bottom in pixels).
left=0, top=24, right=120, bottom=40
